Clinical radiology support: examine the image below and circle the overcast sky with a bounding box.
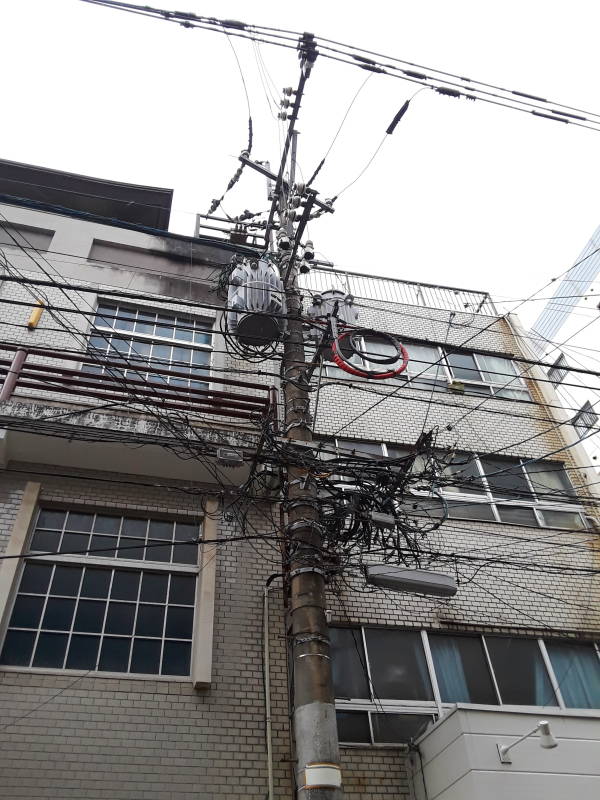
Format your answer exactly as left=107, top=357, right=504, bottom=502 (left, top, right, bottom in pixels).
left=4, top=0, right=600, bottom=328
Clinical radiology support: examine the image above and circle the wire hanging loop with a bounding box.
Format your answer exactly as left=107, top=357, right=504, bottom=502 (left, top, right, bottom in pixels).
left=330, top=327, right=409, bottom=379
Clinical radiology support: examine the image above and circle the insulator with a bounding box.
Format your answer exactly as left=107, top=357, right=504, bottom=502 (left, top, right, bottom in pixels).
left=290, top=196, right=302, bottom=209
left=278, top=111, right=288, bottom=121
left=295, top=182, right=306, bottom=195
left=299, top=260, right=311, bottom=274
left=280, top=98, right=291, bottom=108
left=304, top=240, right=315, bottom=261
left=282, top=87, right=295, bottom=96
left=276, top=229, right=291, bottom=250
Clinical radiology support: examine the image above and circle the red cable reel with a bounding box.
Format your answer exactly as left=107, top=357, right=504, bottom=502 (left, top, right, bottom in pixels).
left=330, top=328, right=409, bottom=379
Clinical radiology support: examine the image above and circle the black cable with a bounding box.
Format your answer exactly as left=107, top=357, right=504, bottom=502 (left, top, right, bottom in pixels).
left=206, top=31, right=253, bottom=216
left=306, top=72, right=374, bottom=186
left=0, top=532, right=283, bottom=562
left=80, top=1, right=600, bottom=134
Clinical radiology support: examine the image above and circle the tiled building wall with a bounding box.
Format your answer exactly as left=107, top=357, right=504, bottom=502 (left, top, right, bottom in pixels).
left=0, top=466, right=293, bottom=800
left=1, top=205, right=599, bottom=800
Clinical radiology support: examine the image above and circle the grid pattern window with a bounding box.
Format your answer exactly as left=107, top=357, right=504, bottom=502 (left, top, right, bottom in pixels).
left=548, top=353, right=569, bottom=386
left=331, top=627, right=600, bottom=744
left=318, top=336, right=530, bottom=401
left=572, top=401, right=599, bottom=439
left=83, top=302, right=213, bottom=391
left=325, top=439, right=586, bottom=531
left=0, top=509, right=200, bottom=677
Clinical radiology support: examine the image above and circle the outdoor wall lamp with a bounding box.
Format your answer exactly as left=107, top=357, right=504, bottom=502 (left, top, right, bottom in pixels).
left=497, top=720, right=558, bottom=763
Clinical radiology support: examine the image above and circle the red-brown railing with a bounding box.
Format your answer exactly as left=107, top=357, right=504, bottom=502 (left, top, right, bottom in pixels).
left=0, top=343, right=276, bottom=422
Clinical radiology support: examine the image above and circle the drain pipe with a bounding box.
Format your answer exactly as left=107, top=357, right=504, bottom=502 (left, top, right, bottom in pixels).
left=264, top=574, right=284, bottom=800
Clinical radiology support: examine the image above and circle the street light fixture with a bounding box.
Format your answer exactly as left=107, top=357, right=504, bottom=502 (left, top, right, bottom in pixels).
left=497, top=720, right=558, bottom=764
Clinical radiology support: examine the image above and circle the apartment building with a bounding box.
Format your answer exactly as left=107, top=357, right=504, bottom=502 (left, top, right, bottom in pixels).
left=0, top=159, right=599, bottom=800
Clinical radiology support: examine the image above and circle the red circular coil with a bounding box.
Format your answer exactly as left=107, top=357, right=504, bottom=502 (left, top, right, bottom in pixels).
left=331, top=331, right=409, bottom=379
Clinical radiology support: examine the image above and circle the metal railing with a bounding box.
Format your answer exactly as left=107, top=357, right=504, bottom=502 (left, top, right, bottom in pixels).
left=299, top=267, right=497, bottom=316
left=0, top=343, right=276, bottom=422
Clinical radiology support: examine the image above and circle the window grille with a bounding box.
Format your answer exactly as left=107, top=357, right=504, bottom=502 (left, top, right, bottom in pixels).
left=572, top=401, right=598, bottom=439
left=548, top=353, right=569, bottom=386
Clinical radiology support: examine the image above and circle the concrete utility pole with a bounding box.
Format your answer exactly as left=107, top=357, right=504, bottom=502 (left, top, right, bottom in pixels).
left=280, top=130, right=342, bottom=797
left=239, top=35, right=341, bottom=795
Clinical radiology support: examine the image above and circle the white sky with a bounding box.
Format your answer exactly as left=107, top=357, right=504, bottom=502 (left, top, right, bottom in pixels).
left=4, top=0, right=600, bottom=328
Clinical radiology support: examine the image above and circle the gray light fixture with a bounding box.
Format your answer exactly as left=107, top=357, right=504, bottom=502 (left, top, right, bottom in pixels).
left=364, top=565, right=458, bottom=597
left=497, top=720, right=558, bottom=763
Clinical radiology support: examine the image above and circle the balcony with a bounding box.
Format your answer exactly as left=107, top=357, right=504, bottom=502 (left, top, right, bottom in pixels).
left=0, top=343, right=275, bottom=482
left=409, top=706, right=600, bottom=800
left=299, top=267, right=497, bottom=316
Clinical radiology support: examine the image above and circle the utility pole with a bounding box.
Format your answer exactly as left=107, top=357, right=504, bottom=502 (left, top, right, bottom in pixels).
left=279, top=89, right=342, bottom=800
left=237, top=34, right=341, bottom=797
left=281, top=165, right=342, bottom=799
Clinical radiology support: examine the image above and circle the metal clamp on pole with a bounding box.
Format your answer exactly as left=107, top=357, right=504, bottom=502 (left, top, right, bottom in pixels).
left=289, top=566, right=326, bottom=580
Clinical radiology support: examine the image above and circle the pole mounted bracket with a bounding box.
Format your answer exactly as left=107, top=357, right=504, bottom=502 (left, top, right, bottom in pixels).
left=289, top=566, right=326, bottom=579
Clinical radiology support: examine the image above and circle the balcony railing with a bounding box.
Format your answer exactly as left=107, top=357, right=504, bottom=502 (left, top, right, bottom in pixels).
left=0, top=342, right=276, bottom=422
left=299, top=267, right=497, bottom=316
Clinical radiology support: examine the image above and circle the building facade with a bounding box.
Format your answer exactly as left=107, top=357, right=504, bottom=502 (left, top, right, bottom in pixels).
left=529, top=222, right=600, bottom=468
left=0, top=161, right=599, bottom=799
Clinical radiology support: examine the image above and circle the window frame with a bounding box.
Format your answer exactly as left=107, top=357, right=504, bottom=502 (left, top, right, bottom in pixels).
left=316, top=336, right=531, bottom=401
left=84, top=300, right=214, bottom=394
left=439, top=452, right=587, bottom=530
left=0, top=503, right=215, bottom=683
left=332, top=626, right=600, bottom=746
left=327, top=439, right=588, bottom=531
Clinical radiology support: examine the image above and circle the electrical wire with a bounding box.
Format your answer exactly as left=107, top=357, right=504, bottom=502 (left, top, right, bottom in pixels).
left=79, top=1, right=600, bottom=135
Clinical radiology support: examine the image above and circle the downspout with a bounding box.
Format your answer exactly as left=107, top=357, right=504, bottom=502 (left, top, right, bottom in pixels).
left=264, top=573, right=284, bottom=800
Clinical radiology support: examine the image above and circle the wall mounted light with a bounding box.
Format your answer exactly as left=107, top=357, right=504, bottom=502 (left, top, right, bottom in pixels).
left=497, top=720, right=558, bottom=763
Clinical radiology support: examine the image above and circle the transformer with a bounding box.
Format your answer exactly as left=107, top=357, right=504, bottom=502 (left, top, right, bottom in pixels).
left=227, top=257, right=286, bottom=346
left=306, top=289, right=359, bottom=360
left=306, top=289, right=358, bottom=327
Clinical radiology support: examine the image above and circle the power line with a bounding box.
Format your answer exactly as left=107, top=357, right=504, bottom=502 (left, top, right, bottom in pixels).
left=79, top=1, right=600, bottom=135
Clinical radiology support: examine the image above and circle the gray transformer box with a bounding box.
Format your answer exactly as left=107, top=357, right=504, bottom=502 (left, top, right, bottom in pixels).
left=227, top=257, right=286, bottom=346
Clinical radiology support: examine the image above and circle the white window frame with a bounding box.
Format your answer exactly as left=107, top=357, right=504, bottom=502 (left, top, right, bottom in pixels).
left=318, top=336, right=531, bottom=401
left=333, top=626, right=600, bottom=745
left=86, top=300, right=214, bottom=393
left=0, top=495, right=219, bottom=685
left=440, top=453, right=588, bottom=530
left=328, top=439, right=587, bottom=530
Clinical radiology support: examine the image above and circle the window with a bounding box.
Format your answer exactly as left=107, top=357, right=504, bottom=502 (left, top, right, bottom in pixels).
left=83, top=302, right=213, bottom=392
left=336, top=710, right=433, bottom=745
left=572, top=401, right=598, bottom=439
left=441, top=453, right=586, bottom=530
left=365, top=629, right=433, bottom=701
left=0, top=223, right=54, bottom=251
left=486, top=636, right=557, bottom=705
left=548, top=354, right=569, bottom=386
left=0, top=508, right=200, bottom=677
left=324, top=438, right=586, bottom=530
left=546, top=641, right=600, bottom=709
left=429, top=634, right=497, bottom=704
left=403, top=343, right=446, bottom=390
left=313, top=336, right=530, bottom=401
left=331, top=627, right=600, bottom=744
